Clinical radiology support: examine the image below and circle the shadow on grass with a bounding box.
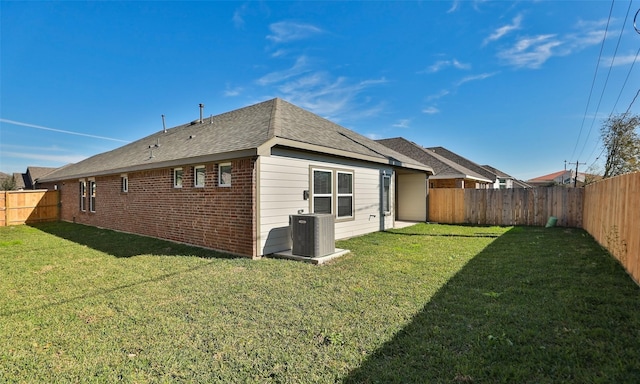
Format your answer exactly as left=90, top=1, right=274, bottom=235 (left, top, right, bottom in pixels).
left=382, top=230, right=501, bottom=238
left=344, top=227, right=640, bottom=383
left=0, top=260, right=217, bottom=318
left=29, top=221, right=241, bottom=259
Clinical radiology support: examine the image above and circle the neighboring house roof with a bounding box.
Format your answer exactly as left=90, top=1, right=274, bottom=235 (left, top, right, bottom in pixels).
left=481, top=164, right=531, bottom=188
left=528, top=170, right=588, bottom=186
left=13, top=172, right=27, bottom=189
left=376, top=137, right=492, bottom=182
left=40, top=98, right=433, bottom=182
left=512, top=179, right=533, bottom=188
left=481, top=165, right=511, bottom=179
left=426, top=146, right=497, bottom=181
left=26, top=166, right=59, bottom=188
left=528, top=170, right=572, bottom=182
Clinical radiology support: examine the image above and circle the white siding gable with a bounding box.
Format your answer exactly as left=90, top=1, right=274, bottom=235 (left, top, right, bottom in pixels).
left=258, top=149, right=394, bottom=256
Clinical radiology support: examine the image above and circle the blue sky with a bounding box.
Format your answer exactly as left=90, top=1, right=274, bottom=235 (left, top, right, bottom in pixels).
left=1, top=1, right=639, bottom=180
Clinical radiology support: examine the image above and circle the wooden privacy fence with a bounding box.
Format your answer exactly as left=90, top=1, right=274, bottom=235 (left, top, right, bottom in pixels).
left=583, top=172, right=640, bottom=285
left=429, top=187, right=584, bottom=227
left=0, top=190, right=59, bottom=226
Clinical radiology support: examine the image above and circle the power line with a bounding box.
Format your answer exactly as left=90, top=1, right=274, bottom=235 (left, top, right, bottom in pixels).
left=569, top=0, right=616, bottom=162
left=577, top=0, right=634, bottom=162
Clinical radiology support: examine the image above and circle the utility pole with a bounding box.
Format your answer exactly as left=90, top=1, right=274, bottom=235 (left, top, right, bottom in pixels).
left=574, top=161, right=586, bottom=187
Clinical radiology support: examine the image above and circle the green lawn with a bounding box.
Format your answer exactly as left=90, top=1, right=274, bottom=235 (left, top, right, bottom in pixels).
left=1, top=222, right=639, bottom=383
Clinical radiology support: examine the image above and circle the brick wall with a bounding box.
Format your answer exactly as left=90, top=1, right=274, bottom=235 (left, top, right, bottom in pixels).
left=59, top=157, right=257, bottom=257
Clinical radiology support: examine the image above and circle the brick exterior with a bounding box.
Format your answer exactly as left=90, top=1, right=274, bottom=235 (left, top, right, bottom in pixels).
left=59, top=157, right=258, bottom=258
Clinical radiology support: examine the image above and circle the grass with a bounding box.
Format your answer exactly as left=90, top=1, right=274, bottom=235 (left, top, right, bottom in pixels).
left=0, top=222, right=639, bottom=383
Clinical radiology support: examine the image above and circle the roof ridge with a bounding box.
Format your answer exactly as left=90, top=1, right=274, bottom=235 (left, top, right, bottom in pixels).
left=267, top=98, right=282, bottom=139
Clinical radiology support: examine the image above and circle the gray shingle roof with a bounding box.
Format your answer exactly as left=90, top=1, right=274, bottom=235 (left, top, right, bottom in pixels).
left=376, top=137, right=492, bottom=182
left=426, top=146, right=498, bottom=180
left=40, top=98, right=431, bottom=182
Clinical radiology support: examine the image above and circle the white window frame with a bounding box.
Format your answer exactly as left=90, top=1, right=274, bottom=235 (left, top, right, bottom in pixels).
left=337, top=170, right=354, bottom=219
left=312, top=168, right=333, bottom=215
left=173, top=168, right=183, bottom=188
left=219, top=163, right=231, bottom=187
left=194, top=165, right=205, bottom=188
left=88, top=179, right=96, bottom=213
left=382, top=174, right=391, bottom=214
left=79, top=179, right=86, bottom=212
left=121, top=174, right=128, bottom=193
left=310, top=167, right=355, bottom=220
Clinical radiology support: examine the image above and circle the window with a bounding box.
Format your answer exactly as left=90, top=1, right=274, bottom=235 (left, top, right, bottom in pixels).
left=121, top=174, right=128, bottom=192
left=311, top=168, right=354, bottom=219
left=173, top=168, right=183, bottom=188
left=79, top=180, right=86, bottom=211
left=313, top=169, right=332, bottom=214
left=219, top=163, right=231, bottom=187
left=194, top=165, right=205, bottom=187
left=337, top=171, right=353, bottom=218
left=382, top=174, right=391, bottom=214
left=89, top=180, right=96, bottom=212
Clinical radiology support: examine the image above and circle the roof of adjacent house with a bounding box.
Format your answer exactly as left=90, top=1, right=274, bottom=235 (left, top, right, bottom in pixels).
left=376, top=137, right=492, bottom=183
left=426, top=146, right=498, bottom=181
left=40, top=98, right=433, bottom=182
left=528, top=170, right=571, bottom=182
left=26, top=166, right=59, bottom=186
left=13, top=172, right=27, bottom=189
left=481, top=165, right=512, bottom=178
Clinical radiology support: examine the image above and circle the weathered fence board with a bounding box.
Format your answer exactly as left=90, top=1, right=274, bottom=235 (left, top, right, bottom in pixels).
left=430, top=187, right=583, bottom=227
left=583, top=172, right=640, bottom=285
left=1, top=190, right=59, bottom=226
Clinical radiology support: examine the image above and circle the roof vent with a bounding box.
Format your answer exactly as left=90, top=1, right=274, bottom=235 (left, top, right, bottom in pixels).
left=199, top=103, right=204, bottom=123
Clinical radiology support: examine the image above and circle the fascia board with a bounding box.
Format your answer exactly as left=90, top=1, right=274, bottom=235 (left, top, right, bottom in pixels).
left=259, top=137, right=433, bottom=173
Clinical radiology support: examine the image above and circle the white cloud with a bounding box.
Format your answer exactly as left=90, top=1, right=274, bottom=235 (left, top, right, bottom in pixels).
left=232, top=4, right=247, bottom=29
left=223, top=84, right=243, bottom=97
left=257, top=56, right=311, bottom=85
left=422, top=106, right=440, bottom=115
left=603, top=52, right=639, bottom=67
left=447, top=0, right=460, bottom=13
left=422, top=59, right=470, bottom=73
left=494, top=18, right=608, bottom=69
left=0, top=119, right=130, bottom=143
left=455, top=72, right=498, bottom=86
left=484, top=14, right=522, bottom=46
left=2, top=151, right=86, bottom=164
left=267, top=21, right=323, bottom=44
left=497, top=34, right=562, bottom=69
left=427, top=89, right=450, bottom=101
left=393, top=119, right=411, bottom=128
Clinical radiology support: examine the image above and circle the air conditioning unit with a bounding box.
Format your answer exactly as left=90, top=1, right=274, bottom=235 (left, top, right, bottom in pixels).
left=290, top=213, right=335, bottom=257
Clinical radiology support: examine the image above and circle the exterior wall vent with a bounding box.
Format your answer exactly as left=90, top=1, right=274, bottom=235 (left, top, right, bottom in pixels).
left=290, top=213, right=335, bottom=257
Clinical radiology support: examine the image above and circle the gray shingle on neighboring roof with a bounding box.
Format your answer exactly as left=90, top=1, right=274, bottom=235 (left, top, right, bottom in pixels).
left=481, top=165, right=512, bottom=179
left=426, top=146, right=497, bottom=180
left=40, top=98, right=431, bottom=182
left=377, top=137, right=491, bottom=182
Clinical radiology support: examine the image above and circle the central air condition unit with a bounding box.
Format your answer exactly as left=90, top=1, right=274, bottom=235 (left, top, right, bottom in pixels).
left=290, top=213, right=335, bottom=257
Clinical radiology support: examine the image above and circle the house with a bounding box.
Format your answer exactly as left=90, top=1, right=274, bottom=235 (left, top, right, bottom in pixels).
left=426, top=146, right=523, bottom=189
left=5, top=167, right=60, bottom=190
left=527, top=170, right=586, bottom=187
left=481, top=165, right=531, bottom=189
left=39, top=98, right=434, bottom=258
left=377, top=137, right=493, bottom=189
left=25, top=166, right=60, bottom=189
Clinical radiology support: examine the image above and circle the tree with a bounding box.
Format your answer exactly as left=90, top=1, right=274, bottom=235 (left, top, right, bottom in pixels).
left=601, top=113, right=640, bottom=178
left=0, top=175, right=17, bottom=191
